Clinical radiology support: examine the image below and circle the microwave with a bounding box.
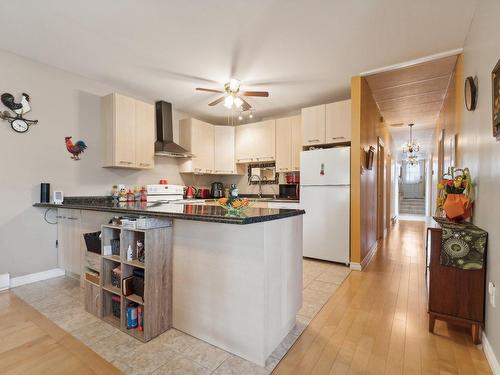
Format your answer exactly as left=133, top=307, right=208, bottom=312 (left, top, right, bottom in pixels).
left=279, top=184, right=299, bottom=200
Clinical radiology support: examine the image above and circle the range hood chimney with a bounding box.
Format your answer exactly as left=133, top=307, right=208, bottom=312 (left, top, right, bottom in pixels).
left=154, top=101, right=193, bottom=158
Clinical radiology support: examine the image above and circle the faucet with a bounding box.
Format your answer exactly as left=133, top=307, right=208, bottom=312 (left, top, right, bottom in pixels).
left=248, top=174, right=263, bottom=198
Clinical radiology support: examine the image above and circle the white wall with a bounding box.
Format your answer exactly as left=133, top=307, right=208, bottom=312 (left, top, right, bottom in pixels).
left=460, top=0, right=500, bottom=364
left=0, top=49, right=190, bottom=277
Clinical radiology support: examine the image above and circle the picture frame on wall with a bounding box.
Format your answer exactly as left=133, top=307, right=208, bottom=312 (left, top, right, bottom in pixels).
left=366, top=146, right=375, bottom=170
left=492, top=58, right=500, bottom=140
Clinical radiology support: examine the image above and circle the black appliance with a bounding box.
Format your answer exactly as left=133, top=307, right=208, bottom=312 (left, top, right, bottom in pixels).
left=279, top=184, right=300, bottom=200
left=40, top=183, right=50, bottom=203
left=211, top=182, right=224, bottom=198
left=155, top=101, right=193, bottom=157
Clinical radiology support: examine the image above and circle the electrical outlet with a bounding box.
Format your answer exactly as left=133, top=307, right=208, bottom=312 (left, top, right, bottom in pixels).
left=489, top=282, right=496, bottom=308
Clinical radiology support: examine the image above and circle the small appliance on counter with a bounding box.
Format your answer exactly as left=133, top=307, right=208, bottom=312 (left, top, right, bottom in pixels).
left=279, top=184, right=300, bottom=200
left=185, top=185, right=197, bottom=199
left=40, top=183, right=50, bottom=203
left=196, top=188, right=211, bottom=199
left=53, top=191, right=64, bottom=204
left=211, top=182, right=224, bottom=198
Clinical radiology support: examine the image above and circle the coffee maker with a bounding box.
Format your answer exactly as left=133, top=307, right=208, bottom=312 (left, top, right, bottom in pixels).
left=211, top=182, right=224, bottom=198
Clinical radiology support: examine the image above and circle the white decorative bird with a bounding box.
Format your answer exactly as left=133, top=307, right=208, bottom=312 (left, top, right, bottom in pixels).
left=1, top=93, right=31, bottom=115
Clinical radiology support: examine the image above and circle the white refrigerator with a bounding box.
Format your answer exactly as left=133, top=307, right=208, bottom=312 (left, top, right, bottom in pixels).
left=300, top=147, right=350, bottom=264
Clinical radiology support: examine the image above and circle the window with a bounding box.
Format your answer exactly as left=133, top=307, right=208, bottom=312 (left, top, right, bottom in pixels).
left=404, top=162, right=421, bottom=183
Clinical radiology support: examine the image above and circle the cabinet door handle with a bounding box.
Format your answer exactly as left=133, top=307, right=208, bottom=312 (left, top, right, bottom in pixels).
left=308, top=139, right=320, bottom=142
left=55, top=215, right=66, bottom=219
left=95, top=293, right=99, bottom=309
left=139, top=163, right=151, bottom=167
left=194, top=168, right=202, bottom=171
left=119, top=160, right=133, bottom=165
left=67, top=217, right=78, bottom=220
left=331, top=136, right=345, bottom=140
left=279, top=168, right=289, bottom=171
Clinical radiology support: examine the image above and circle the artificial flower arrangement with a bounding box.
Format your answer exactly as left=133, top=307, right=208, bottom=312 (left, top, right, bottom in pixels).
left=217, top=197, right=250, bottom=216
left=436, top=167, right=475, bottom=221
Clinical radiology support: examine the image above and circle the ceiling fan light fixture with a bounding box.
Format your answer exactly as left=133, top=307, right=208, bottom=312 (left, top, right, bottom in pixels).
left=224, top=95, right=234, bottom=109
left=233, top=96, right=243, bottom=108
left=229, top=78, right=240, bottom=92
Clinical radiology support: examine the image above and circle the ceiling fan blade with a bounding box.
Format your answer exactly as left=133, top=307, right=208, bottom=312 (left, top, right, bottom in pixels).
left=196, top=88, right=224, bottom=94
left=240, top=97, right=252, bottom=111
left=240, top=91, right=269, bottom=97
left=208, top=97, right=225, bottom=106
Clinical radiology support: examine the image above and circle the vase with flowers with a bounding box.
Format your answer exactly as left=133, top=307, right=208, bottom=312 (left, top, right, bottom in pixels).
left=436, top=167, right=475, bottom=221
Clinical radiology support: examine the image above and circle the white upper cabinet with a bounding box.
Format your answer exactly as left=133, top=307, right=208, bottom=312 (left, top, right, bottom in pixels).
left=214, top=125, right=236, bottom=174
left=276, top=115, right=302, bottom=172
left=102, top=93, right=155, bottom=169
left=301, top=104, right=326, bottom=146
left=301, top=100, right=351, bottom=146
left=276, top=117, right=292, bottom=172
left=291, top=115, right=302, bottom=171
left=135, top=100, right=155, bottom=169
left=326, top=99, right=351, bottom=143
left=179, top=118, right=215, bottom=174
left=235, top=120, right=276, bottom=163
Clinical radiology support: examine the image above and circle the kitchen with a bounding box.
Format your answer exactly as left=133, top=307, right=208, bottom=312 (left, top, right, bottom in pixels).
left=1, top=46, right=353, bottom=372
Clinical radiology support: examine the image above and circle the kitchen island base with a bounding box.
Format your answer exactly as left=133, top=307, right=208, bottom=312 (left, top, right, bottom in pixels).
left=172, top=215, right=303, bottom=366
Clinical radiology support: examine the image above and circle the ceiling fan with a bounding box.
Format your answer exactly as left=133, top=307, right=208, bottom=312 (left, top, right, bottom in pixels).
left=196, top=79, right=269, bottom=111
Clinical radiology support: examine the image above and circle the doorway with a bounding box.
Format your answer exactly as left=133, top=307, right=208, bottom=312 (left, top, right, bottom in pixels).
left=377, top=137, right=386, bottom=240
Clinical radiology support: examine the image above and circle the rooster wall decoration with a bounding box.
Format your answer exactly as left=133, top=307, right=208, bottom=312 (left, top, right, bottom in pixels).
left=65, top=136, right=87, bottom=160
left=0, top=92, right=38, bottom=133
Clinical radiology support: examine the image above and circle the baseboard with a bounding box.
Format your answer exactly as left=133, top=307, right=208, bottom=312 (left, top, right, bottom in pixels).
left=483, top=332, right=500, bottom=375
left=350, top=242, right=378, bottom=271
left=10, top=268, right=65, bottom=288
left=0, top=273, right=9, bottom=291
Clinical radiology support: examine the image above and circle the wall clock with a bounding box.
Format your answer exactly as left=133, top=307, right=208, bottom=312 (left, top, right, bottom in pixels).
left=464, top=76, right=477, bottom=111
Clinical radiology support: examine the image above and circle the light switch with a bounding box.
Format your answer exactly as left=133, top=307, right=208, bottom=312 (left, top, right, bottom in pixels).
left=489, top=282, right=496, bottom=308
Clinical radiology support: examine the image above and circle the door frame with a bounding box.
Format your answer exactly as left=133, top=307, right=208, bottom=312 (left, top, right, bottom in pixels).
left=377, top=137, right=385, bottom=240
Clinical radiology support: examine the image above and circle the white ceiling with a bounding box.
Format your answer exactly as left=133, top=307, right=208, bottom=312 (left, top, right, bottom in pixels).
left=0, top=0, right=477, bottom=124
left=365, top=55, right=458, bottom=160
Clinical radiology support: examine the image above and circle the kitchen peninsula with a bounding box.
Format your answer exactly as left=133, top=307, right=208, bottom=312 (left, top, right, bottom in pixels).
left=34, top=198, right=305, bottom=366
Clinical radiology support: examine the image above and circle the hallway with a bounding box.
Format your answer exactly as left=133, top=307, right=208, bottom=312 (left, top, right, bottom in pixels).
left=273, top=220, right=491, bottom=374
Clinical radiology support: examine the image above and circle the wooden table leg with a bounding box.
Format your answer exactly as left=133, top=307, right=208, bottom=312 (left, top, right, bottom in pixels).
left=472, top=324, right=482, bottom=345
left=429, top=314, right=436, bottom=333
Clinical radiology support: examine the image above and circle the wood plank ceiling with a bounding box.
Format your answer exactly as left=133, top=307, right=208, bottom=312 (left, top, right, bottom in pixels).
left=365, top=55, right=458, bottom=159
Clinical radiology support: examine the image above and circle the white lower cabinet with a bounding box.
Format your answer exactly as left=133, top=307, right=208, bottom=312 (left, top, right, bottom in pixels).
left=57, top=209, right=82, bottom=277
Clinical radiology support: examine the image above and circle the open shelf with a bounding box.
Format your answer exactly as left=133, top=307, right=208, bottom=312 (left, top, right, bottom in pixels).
left=125, top=294, right=144, bottom=305
left=103, top=314, right=121, bottom=329
left=126, top=326, right=145, bottom=341
left=103, top=284, right=121, bottom=295
left=103, top=254, right=121, bottom=262
left=122, top=259, right=145, bottom=269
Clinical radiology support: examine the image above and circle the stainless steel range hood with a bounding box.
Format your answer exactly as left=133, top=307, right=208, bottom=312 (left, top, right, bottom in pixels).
left=154, top=101, right=193, bottom=158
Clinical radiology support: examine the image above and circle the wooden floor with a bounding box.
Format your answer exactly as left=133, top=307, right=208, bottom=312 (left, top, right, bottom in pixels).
left=0, top=291, right=121, bottom=375
left=273, top=220, right=492, bottom=374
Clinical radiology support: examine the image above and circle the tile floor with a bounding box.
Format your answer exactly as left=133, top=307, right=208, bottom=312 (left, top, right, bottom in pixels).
left=12, top=259, right=350, bottom=374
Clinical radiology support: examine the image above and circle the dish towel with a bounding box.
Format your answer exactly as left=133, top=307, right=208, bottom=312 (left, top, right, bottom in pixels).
left=433, top=217, right=487, bottom=270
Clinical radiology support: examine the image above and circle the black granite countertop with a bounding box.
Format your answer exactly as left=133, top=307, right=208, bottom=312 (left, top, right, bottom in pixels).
left=33, top=196, right=305, bottom=225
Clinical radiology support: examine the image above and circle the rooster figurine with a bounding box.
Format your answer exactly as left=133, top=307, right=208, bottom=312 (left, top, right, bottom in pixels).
left=65, top=136, right=87, bottom=160
left=1, top=93, right=31, bottom=115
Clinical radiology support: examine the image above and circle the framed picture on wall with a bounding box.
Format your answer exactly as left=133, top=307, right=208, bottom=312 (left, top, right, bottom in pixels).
left=492, top=58, right=500, bottom=140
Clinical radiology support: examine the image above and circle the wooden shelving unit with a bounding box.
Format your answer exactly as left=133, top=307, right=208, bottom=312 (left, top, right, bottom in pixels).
left=84, top=221, right=173, bottom=342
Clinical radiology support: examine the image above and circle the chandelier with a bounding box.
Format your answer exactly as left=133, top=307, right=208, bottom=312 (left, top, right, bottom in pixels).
left=402, top=123, right=420, bottom=154
left=407, top=153, right=418, bottom=166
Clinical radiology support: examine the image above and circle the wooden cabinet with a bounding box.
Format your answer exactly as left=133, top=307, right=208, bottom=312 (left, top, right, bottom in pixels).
left=276, top=115, right=301, bottom=172
left=302, top=100, right=351, bottom=146
left=427, top=225, right=486, bottom=344
left=179, top=118, right=215, bottom=174
left=291, top=115, right=302, bottom=170
left=102, top=93, right=155, bottom=169
left=57, top=209, right=81, bottom=277
left=214, top=125, right=236, bottom=174
left=235, top=120, right=275, bottom=163
left=84, top=281, right=101, bottom=317
left=326, top=99, right=351, bottom=143
left=301, top=104, right=326, bottom=146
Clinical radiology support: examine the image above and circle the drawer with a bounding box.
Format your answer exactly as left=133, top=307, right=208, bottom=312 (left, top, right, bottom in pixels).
left=86, top=252, right=101, bottom=272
